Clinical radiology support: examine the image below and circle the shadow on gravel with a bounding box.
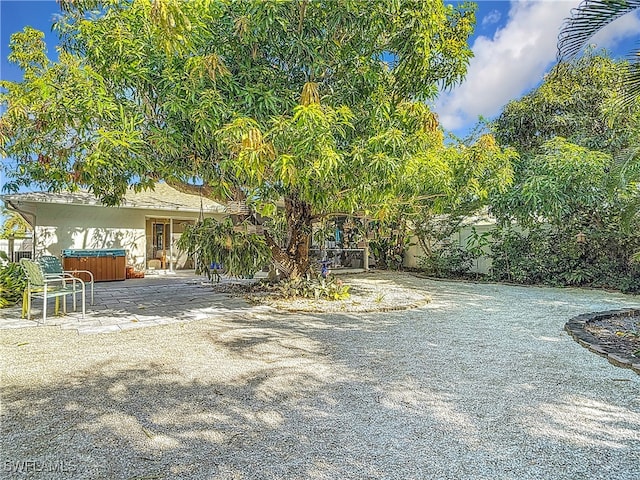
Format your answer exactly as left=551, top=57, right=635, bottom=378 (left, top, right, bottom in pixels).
left=3, top=306, right=640, bottom=479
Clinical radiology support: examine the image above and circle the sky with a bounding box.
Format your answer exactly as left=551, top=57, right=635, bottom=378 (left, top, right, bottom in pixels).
left=436, top=0, right=640, bottom=134
left=0, top=0, right=639, bottom=137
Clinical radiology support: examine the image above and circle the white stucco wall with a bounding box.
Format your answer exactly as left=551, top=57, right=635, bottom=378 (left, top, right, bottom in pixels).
left=33, top=203, right=146, bottom=268
left=31, top=203, right=223, bottom=270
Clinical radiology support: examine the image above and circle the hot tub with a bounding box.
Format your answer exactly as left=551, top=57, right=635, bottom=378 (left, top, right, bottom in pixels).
left=62, top=249, right=127, bottom=282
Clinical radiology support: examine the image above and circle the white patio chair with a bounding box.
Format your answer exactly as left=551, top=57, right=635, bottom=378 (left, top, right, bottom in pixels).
left=38, top=255, right=94, bottom=305
left=20, top=258, right=86, bottom=324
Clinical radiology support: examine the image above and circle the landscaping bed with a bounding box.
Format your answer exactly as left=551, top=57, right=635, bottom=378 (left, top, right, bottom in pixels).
left=209, top=271, right=432, bottom=313
left=565, top=309, right=640, bottom=374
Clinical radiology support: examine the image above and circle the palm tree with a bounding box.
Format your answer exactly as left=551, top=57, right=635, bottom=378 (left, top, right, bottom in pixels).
left=0, top=205, right=30, bottom=239
left=558, top=0, right=640, bottom=105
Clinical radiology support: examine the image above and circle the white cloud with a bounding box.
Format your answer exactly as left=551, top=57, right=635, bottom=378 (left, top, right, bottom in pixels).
left=590, top=9, right=640, bottom=52
left=434, top=0, right=639, bottom=133
left=482, top=10, right=501, bottom=27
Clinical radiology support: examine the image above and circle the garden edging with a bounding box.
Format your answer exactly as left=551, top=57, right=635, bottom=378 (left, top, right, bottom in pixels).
left=565, top=308, right=640, bottom=374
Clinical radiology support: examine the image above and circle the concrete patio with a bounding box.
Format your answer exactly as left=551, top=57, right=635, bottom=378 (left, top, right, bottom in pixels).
left=0, top=271, right=269, bottom=335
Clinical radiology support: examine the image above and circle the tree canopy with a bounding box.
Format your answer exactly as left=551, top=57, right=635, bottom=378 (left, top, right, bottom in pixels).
left=494, top=52, right=640, bottom=158
left=1, top=0, right=482, bottom=278
left=493, top=52, right=640, bottom=225
left=489, top=49, right=640, bottom=292
left=1, top=0, right=475, bottom=200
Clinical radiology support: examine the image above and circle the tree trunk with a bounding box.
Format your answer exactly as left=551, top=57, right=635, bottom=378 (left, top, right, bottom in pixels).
left=265, top=194, right=313, bottom=280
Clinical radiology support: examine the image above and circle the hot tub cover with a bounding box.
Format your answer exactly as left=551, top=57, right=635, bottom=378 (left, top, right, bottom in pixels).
left=62, top=249, right=126, bottom=258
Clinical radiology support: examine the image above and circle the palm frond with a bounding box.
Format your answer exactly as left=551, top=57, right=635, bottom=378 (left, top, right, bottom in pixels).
left=558, top=0, right=640, bottom=60
left=623, top=47, right=640, bottom=105
left=611, top=144, right=640, bottom=186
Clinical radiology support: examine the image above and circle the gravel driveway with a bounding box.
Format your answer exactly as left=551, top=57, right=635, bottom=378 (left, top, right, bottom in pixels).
left=1, top=274, right=639, bottom=479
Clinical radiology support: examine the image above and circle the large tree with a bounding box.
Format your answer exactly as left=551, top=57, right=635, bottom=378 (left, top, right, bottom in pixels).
left=494, top=52, right=639, bottom=157
left=392, top=132, right=514, bottom=263
left=490, top=51, right=640, bottom=291
left=0, top=0, right=475, bottom=278
left=493, top=52, right=640, bottom=224
left=556, top=0, right=640, bottom=238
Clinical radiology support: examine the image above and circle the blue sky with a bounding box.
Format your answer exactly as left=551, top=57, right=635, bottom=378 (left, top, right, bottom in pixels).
left=437, top=0, right=640, bottom=133
left=1, top=1, right=62, bottom=83
left=1, top=1, right=639, bottom=141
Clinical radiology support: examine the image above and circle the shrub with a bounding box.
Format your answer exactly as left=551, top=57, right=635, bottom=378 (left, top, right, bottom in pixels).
left=0, top=262, right=26, bottom=308
left=417, top=242, right=474, bottom=278
left=489, top=224, right=640, bottom=293
left=277, top=275, right=350, bottom=301
left=177, top=217, right=271, bottom=281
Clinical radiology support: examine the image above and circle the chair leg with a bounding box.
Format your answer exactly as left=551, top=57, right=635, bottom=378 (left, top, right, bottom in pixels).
left=72, top=284, right=77, bottom=311
left=22, top=290, right=27, bottom=319
left=81, top=284, right=86, bottom=319
left=42, top=289, right=47, bottom=324
left=26, top=290, right=31, bottom=321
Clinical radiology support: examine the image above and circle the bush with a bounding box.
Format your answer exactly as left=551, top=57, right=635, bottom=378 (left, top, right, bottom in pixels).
left=368, top=223, right=412, bottom=271
left=489, top=224, right=640, bottom=293
left=0, top=262, right=26, bottom=308
left=277, top=275, right=350, bottom=300
left=417, top=242, right=474, bottom=278
left=177, top=217, right=271, bottom=281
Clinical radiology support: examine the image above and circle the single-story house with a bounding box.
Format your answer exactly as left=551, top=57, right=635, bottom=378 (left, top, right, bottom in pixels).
left=2, top=183, right=226, bottom=272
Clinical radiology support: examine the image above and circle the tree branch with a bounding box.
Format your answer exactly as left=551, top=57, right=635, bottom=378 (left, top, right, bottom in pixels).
left=165, top=179, right=214, bottom=198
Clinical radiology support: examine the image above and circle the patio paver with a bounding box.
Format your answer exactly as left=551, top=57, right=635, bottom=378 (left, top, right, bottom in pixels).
left=0, top=271, right=263, bottom=334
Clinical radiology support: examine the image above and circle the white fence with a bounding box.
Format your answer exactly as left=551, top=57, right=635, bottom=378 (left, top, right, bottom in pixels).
left=0, top=235, right=33, bottom=262
left=404, top=221, right=495, bottom=275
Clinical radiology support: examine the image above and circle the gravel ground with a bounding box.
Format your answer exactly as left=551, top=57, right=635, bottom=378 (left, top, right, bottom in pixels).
left=1, top=273, right=639, bottom=480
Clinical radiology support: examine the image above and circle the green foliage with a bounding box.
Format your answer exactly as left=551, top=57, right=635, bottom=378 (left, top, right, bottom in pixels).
left=417, top=242, right=474, bottom=278
left=368, top=222, right=412, bottom=271
left=277, top=275, right=350, bottom=301
left=366, top=132, right=514, bottom=274
left=176, top=217, right=271, bottom=282
left=465, top=226, right=491, bottom=259
left=490, top=50, right=640, bottom=293
left=494, top=53, right=639, bottom=158
left=0, top=206, right=30, bottom=239
left=407, top=133, right=515, bottom=265
left=491, top=138, right=610, bottom=227
left=0, top=262, right=26, bottom=308
left=489, top=135, right=640, bottom=292
left=489, top=223, right=640, bottom=293
left=1, top=0, right=476, bottom=279
left=0, top=0, right=476, bottom=201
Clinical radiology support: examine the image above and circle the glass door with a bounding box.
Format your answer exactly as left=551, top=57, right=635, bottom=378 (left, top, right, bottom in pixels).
left=151, top=220, right=170, bottom=268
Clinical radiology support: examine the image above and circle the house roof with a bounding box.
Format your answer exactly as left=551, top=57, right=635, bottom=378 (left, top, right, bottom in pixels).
left=2, top=182, right=227, bottom=214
